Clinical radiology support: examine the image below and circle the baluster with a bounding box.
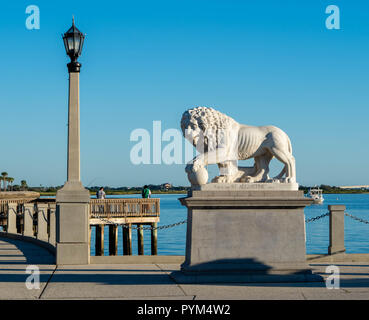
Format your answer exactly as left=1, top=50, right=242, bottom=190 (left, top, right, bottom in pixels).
left=23, top=203, right=35, bottom=237
left=7, top=203, right=17, bottom=234
left=37, top=203, right=48, bottom=242
left=105, top=201, right=109, bottom=218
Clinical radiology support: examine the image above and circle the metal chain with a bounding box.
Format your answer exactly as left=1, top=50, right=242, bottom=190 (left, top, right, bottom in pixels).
left=305, top=212, right=329, bottom=223
left=127, top=220, right=187, bottom=230
left=344, top=212, right=369, bottom=225
left=306, top=211, right=369, bottom=225
left=91, top=212, right=187, bottom=230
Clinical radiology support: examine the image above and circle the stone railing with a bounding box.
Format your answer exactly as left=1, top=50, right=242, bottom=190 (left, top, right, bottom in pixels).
left=0, top=200, right=56, bottom=254
left=0, top=198, right=162, bottom=260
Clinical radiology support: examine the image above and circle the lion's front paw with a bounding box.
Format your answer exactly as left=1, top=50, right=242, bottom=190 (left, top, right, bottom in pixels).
left=243, top=176, right=255, bottom=183
left=212, top=175, right=231, bottom=183
left=239, top=176, right=252, bottom=183
left=281, top=177, right=296, bottom=183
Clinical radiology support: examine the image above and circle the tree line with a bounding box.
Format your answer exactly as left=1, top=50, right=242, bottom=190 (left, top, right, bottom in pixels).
left=299, top=184, right=368, bottom=194
left=0, top=172, right=28, bottom=191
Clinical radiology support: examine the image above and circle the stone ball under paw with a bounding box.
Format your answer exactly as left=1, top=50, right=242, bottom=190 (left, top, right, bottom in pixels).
left=187, top=166, right=208, bottom=186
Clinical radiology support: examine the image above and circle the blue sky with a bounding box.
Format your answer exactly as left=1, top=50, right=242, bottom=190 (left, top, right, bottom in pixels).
left=1, top=0, right=368, bottom=187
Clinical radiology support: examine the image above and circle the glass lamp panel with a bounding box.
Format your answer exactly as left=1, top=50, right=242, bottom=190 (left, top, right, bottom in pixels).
left=78, top=36, right=84, bottom=56
left=67, top=37, right=75, bottom=52
left=73, top=34, right=81, bottom=55
left=63, top=37, right=69, bottom=54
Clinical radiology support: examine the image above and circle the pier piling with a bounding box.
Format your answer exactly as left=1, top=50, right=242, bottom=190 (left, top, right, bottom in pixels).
left=137, top=224, right=144, bottom=255
left=123, top=224, right=132, bottom=255
left=151, top=223, right=157, bottom=255
left=109, top=225, right=118, bottom=255
left=95, top=225, right=104, bottom=256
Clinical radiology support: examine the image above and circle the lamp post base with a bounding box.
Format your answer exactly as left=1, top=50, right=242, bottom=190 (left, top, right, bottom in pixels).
left=56, top=181, right=90, bottom=265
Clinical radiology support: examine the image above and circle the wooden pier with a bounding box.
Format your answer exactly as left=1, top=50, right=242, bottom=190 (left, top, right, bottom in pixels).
left=89, top=198, right=160, bottom=256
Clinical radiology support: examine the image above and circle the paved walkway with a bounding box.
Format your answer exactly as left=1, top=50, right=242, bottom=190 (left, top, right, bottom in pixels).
left=1, top=238, right=369, bottom=300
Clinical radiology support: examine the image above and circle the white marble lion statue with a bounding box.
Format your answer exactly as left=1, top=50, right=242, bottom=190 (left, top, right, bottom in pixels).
left=181, top=106, right=296, bottom=185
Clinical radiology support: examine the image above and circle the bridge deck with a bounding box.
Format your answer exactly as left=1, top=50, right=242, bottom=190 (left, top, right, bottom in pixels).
left=1, top=237, right=369, bottom=300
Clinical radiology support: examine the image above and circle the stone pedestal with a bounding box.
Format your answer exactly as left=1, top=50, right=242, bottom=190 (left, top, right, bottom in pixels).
left=173, top=183, right=322, bottom=283
left=56, top=181, right=90, bottom=265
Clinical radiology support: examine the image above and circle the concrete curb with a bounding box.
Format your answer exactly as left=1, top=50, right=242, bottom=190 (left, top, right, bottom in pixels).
left=90, top=255, right=185, bottom=264
left=0, top=231, right=56, bottom=257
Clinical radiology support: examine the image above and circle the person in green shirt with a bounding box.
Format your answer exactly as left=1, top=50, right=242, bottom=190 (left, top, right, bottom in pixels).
left=142, top=185, right=151, bottom=198
left=141, top=185, right=152, bottom=213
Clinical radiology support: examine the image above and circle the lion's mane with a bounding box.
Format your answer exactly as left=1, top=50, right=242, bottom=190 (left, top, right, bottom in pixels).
left=180, top=107, right=238, bottom=133
left=181, top=107, right=239, bottom=152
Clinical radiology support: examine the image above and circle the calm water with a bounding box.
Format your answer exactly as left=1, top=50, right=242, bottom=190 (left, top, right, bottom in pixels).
left=89, top=193, right=369, bottom=256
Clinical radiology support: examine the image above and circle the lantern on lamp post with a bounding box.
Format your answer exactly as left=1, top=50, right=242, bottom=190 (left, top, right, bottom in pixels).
left=62, top=17, right=85, bottom=73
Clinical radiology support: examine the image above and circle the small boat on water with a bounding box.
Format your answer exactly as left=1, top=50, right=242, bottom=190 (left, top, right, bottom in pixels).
left=307, top=187, right=324, bottom=204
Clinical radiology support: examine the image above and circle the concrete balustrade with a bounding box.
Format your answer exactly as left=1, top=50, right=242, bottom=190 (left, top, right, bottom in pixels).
left=23, top=203, right=35, bottom=237
left=0, top=201, right=56, bottom=257
left=7, top=203, right=17, bottom=234
left=37, top=203, right=49, bottom=242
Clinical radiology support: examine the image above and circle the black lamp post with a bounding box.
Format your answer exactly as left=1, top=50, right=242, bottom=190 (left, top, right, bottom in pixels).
left=62, top=17, right=85, bottom=72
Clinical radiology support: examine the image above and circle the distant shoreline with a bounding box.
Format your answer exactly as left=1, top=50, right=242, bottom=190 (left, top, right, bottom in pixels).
left=38, top=189, right=369, bottom=196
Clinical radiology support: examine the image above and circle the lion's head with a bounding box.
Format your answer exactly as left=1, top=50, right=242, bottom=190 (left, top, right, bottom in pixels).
left=180, top=107, right=238, bottom=151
